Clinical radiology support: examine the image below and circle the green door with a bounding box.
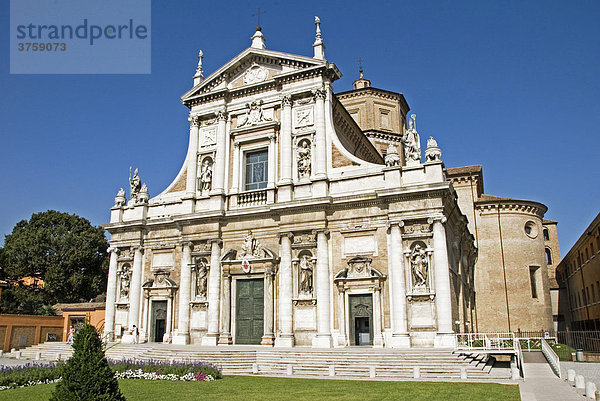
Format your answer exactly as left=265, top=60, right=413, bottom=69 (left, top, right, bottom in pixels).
left=235, top=278, right=264, bottom=344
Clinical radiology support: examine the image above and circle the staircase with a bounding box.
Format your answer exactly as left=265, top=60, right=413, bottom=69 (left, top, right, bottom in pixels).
left=5, top=342, right=511, bottom=381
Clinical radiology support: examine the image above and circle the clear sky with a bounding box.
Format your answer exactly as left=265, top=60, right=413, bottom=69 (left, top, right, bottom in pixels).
left=1, top=0, right=599, bottom=254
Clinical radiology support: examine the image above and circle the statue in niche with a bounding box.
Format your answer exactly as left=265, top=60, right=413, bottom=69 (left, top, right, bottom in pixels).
left=195, top=260, right=208, bottom=298
left=239, top=231, right=265, bottom=259
left=384, top=143, right=401, bottom=167
left=119, top=267, right=131, bottom=299
left=200, top=158, right=213, bottom=191
left=299, top=254, right=314, bottom=295
left=410, top=244, right=429, bottom=288
left=296, top=139, right=311, bottom=178
left=402, top=114, right=421, bottom=165
left=129, top=168, right=142, bottom=201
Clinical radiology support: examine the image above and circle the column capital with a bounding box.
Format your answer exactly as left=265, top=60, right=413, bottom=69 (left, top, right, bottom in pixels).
left=281, top=95, right=293, bottom=107
left=188, top=115, right=201, bottom=127
left=312, top=87, right=327, bottom=100
left=107, top=247, right=120, bottom=255
left=233, top=141, right=241, bottom=148
left=278, top=232, right=294, bottom=241
left=268, top=134, right=276, bottom=142
left=387, top=220, right=404, bottom=229
left=180, top=240, right=194, bottom=250
left=131, top=245, right=144, bottom=253
left=216, top=109, right=228, bottom=121
left=207, top=238, right=223, bottom=246
left=312, top=228, right=330, bottom=237
left=428, top=216, right=447, bottom=225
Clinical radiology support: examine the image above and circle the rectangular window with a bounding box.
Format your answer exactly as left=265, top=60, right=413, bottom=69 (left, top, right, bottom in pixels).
left=529, top=266, right=539, bottom=299
left=244, top=149, right=268, bottom=191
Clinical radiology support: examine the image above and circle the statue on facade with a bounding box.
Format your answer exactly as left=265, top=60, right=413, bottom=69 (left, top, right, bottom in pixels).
left=239, top=231, right=265, bottom=259
left=410, top=244, right=428, bottom=288
left=384, top=143, right=401, bottom=167
left=402, top=115, right=421, bottom=165
left=200, top=158, right=213, bottom=191
left=119, top=267, right=131, bottom=299
left=195, top=260, right=208, bottom=298
left=297, top=139, right=311, bottom=178
left=238, top=100, right=272, bottom=127
left=299, top=254, right=314, bottom=295
left=114, top=188, right=126, bottom=207
left=129, top=167, right=142, bottom=203
left=425, top=136, right=442, bottom=161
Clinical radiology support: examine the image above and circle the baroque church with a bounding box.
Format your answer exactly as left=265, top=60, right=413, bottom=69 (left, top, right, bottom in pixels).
left=104, top=18, right=558, bottom=348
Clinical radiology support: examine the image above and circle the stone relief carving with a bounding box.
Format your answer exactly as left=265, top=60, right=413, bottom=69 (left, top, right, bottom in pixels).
left=296, top=139, right=311, bottom=179
left=299, top=254, right=314, bottom=295
left=384, top=143, right=401, bottom=167
left=239, top=231, right=267, bottom=259
left=194, top=258, right=208, bottom=299
left=243, top=65, right=269, bottom=85
left=410, top=244, right=429, bottom=290
left=237, top=100, right=272, bottom=128
left=114, top=188, right=126, bottom=207
left=292, top=233, right=316, bottom=246
left=403, top=223, right=432, bottom=235
left=402, top=114, right=421, bottom=166
left=200, top=127, right=216, bottom=147
left=425, top=136, right=442, bottom=161
left=199, top=157, right=213, bottom=192
left=295, top=108, right=313, bottom=128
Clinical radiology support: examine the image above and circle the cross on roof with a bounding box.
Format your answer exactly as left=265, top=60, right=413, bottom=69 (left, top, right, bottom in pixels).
left=357, top=57, right=364, bottom=78
left=252, top=7, right=266, bottom=28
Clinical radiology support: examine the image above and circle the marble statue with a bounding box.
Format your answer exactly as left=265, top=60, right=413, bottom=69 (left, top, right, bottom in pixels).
left=119, top=268, right=131, bottom=299
left=410, top=244, right=428, bottom=288
left=297, top=140, right=311, bottom=178
left=200, top=158, right=213, bottom=191
left=240, top=231, right=265, bottom=258
left=299, top=254, right=314, bottom=294
left=402, top=116, right=421, bottom=165
left=195, top=261, right=208, bottom=298
left=129, top=168, right=142, bottom=200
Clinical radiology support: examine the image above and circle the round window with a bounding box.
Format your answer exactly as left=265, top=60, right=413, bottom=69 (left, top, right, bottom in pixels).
left=524, top=221, right=538, bottom=239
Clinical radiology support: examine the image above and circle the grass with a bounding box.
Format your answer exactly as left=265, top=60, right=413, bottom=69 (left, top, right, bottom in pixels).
left=0, top=375, right=520, bottom=401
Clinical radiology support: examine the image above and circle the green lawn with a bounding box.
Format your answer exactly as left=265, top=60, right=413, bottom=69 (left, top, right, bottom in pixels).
left=0, top=376, right=520, bottom=401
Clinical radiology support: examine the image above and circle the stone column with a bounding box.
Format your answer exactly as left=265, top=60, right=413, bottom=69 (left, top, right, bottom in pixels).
left=275, top=232, right=294, bottom=347
left=261, top=268, right=275, bottom=345
left=312, top=229, right=332, bottom=348
left=127, top=245, right=144, bottom=339
left=230, top=142, right=240, bottom=193
left=337, top=287, right=347, bottom=346
left=267, top=134, right=276, bottom=188
left=212, top=109, right=227, bottom=194
left=186, top=116, right=200, bottom=195
left=388, top=222, right=410, bottom=348
left=103, top=247, right=119, bottom=341
left=432, top=217, right=455, bottom=347
left=280, top=96, right=293, bottom=185
left=373, top=286, right=384, bottom=347
left=173, top=241, right=193, bottom=345
left=218, top=273, right=232, bottom=345
left=202, top=239, right=222, bottom=346
left=313, top=88, right=327, bottom=180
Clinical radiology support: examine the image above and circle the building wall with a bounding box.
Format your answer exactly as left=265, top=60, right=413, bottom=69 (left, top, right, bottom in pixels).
left=0, top=314, right=63, bottom=351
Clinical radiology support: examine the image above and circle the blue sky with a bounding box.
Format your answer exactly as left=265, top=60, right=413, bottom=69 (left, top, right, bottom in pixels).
left=1, top=0, right=599, bottom=254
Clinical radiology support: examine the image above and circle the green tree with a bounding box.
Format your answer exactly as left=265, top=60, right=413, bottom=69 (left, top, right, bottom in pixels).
left=50, top=323, right=125, bottom=401
left=1, top=210, right=108, bottom=313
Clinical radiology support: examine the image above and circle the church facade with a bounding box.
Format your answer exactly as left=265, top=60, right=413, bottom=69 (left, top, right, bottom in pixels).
left=103, top=18, right=554, bottom=348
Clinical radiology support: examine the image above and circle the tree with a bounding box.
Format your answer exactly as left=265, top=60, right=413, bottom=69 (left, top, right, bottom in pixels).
left=1, top=210, right=108, bottom=313
left=50, top=323, right=125, bottom=401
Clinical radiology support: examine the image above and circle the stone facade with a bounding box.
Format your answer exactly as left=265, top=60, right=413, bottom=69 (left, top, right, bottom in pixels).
left=103, top=19, right=555, bottom=347
left=556, top=212, right=600, bottom=330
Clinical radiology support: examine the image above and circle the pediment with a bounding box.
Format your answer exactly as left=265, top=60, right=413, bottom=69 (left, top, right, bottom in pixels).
left=181, top=48, right=331, bottom=104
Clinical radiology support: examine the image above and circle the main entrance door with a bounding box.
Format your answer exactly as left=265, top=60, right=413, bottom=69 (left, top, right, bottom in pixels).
left=150, top=300, right=167, bottom=342
left=235, top=278, right=264, bottom=344
left=349, top=294, right=374, bottom=346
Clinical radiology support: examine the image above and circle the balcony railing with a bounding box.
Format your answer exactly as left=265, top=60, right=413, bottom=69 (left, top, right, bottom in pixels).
left=237, top=189, right=267, bottom=207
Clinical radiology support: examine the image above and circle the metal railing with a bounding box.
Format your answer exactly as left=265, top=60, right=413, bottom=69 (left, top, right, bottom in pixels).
left=455, top=332, right=516, bottom=351
left=541, top=338, right=561, bottom=378
left=514, top=334, right=524, bottom=378
left=558, top=331, right=600, bottom=353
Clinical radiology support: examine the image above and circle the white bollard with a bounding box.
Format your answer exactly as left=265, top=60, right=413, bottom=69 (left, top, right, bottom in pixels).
left=576, top=375, right=586, bottom=389
left=286, top=365, right=293, bottom=376
left=328, top=365, right=335, bottom=377
left=0, top=350, right=3, bottom=357
left=56, top=353, right=61, bottom=361
left=511, top=364, right=519, bottom=380
left=15, top=351, right=21, bottom=359
left=413, top=366, right=420, bottom=379
left=252, top=363, right=258, bottom=374
left=568, top=369, right=576, bottom=382
left=369, top=366, right=376, bottom=378
left=35, top=351, right=42, bottom=360
left=460, top=366, right=467, bottom=380
left=585, top=381, right=596, bottom=398
left=10, top=348, right=16, bottom=353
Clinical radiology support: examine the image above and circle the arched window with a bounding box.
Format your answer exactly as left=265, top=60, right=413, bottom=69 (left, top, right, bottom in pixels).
left=545, top=248, right=553, bottom=265
left=543, top=228, right=550, bottom=241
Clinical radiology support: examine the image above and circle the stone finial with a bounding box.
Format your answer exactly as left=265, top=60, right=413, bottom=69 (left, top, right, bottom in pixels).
left=384, top=143, right=401, bottom=167
left=313, top=16, right=325, bottom=60
left=138, top=183, right=149, bottom=204
left=425, top=136, right=442, bottom=162
left=114, top=188, right=126, bottom=207
left=251, top=26, right=266, bottom=49
left=193, top=49, right=204, bottom=86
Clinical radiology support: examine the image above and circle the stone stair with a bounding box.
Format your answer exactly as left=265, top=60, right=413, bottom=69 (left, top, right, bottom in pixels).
left=5, top=342, right=511, bottom=381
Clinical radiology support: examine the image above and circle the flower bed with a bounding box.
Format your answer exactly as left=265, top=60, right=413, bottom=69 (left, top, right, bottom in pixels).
left=0, top=362, right=63, bottom=390
left=108, top=359, right=222, bottom=379
left=114, top=369, right=214, bottom=381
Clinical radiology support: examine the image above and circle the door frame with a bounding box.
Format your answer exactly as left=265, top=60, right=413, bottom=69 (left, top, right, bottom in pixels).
left=232, top=275, right=265, bottom=344
left=348, top=293, right=374, bottom=346
left=150, top=299, right=168, bottom=342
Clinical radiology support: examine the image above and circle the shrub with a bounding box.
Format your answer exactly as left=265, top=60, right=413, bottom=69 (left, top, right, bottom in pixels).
left=50, top=323, right=125, bottom=401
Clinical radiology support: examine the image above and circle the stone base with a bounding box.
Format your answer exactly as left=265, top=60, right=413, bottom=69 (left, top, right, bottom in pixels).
left=434, top=332, right=456, bottom=348
left=312, top=179, right=328, bottom=198
left=373, top=334, right=385, bottom=348
left=261, top=335, right=275, bottom=346
left=388, top=334, right=411, bottom=348
left=201, top=334, right=218, bottom=346
left=312, top=334, right=333, bottom=348
left=172, top=334, right=190, bottom=345
left=274, top=335, right=294, bottom=348
left=277, top=184, right=292, bottom=202
left=218, top=334, right=232, bottom=345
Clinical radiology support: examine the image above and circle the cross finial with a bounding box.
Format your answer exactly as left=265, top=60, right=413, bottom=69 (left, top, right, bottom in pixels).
left=253, top=7, right=266, bottom=29
left=357, top=57, right=364, bottom=79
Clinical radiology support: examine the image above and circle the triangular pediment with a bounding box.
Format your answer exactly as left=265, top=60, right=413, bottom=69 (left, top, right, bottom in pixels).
left=181, top=48, right=332, bottom=104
